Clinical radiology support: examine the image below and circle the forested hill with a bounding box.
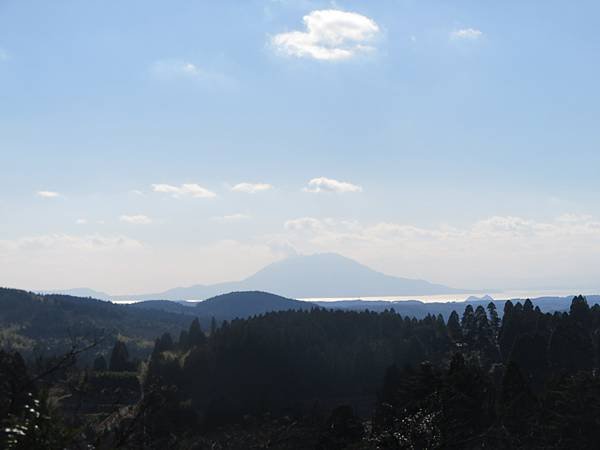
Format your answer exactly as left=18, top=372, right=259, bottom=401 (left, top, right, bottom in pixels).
left=194, top=291, right=314, bottom=318
left=0, top=287, right=194, bottom=362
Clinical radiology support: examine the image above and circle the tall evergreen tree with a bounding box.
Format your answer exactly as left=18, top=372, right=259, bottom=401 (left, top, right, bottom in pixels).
left=487, top=302, right=500, bottom=338
left=461, top=305, right=475, bottom=343
left=109, top=340, right=130, bottom=372
left=188, top=318, right=207, bottom=347
left=447, top=311, right=463, bottom=342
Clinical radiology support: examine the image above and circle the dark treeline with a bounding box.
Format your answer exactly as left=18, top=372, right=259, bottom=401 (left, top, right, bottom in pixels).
left=3, top=295, right=600, bottom=448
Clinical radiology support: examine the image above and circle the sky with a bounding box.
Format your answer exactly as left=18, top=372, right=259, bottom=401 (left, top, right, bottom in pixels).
left=2, top=0, right=600, bottom=295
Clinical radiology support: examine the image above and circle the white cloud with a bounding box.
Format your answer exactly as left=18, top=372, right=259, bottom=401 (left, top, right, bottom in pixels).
left=451, top=28, right=483, bottom=40
left=76, top=219, right=88, bottom=225
left=120, top=214, right=153, bottom=225
left=303, top=177, right=363, bottom=193
left=231, top=182, right=273, bottom=194
left=152, top=183, right=216, bottom=199
left=212, top=213, right=251, bottom=223
left=271, top=9, right=380, bottom=61
left=36, top=191, right=60, bottom=198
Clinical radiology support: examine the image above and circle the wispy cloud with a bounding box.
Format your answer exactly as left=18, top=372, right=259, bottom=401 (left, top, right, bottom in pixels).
left=0, top=48, right=8, bottom=61
left=231, top=182, right=273, bottom=194
left=150, top=60, right=234, bottom=87
left=120, top=214, right=153, bottom=225
left=303, top=177, right=363, bottom=193
left=152, top=183, right=216, bottom=199
left=212, top=213, right=251, bottom=223
left=0, top=234, right=143, bottom=252
left=76, top=219, right=88, bottom=225
left=271, top=9, right=380, bottom=61
left=451, top=28, right=483, bottom=40
left=36, top=191, right=60, bottom=198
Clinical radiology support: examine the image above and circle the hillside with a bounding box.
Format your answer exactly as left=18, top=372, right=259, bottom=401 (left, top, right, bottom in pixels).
left=0, top=287, right=195, bottom=363
left=195, top=291, right=315, bottom=319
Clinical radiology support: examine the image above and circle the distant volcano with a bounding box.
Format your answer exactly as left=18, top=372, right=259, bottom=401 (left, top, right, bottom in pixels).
left=113, top=253, right=468, bottom=301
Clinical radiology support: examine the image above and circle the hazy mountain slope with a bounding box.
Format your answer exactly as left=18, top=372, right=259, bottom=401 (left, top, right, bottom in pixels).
left=38, top=287, right=113, bottom=301
left=117, top=253, right=465, bottom=301
left=316, top=295, right=600, bottom=319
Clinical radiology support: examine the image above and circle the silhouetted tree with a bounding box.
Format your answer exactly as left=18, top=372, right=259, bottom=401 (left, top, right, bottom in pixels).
left=570, top=295, right=591, bottom=327
left=188, top=318, right=207, bottom=347
left=447, top=311, right=463, bottom=342
left=487, top=302, right=500, bottom=338
left=461, top=305, right=475, bottom=343
left=109, top=340, right=130, bottom=372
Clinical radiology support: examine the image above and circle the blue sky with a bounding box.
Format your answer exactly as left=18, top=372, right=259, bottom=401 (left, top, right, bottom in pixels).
left=2, top=0, right=600, bottom=294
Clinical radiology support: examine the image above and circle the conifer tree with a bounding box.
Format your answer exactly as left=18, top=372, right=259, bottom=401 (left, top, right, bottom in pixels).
left=109, top=340, right=130, bottom=372
left=447, top=311, right=463, bottom=341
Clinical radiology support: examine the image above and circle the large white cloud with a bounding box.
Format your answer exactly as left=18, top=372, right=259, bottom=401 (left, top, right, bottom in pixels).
left=152, top=183, right=216, bottom=198
left=303, top=177, right=363, bottom=193
left=271, top=9, right=380, bottom=61
left=231, top=182, right=273, bottom=194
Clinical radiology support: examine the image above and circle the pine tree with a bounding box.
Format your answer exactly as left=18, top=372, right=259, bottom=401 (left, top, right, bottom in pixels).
left=461, top=305, right=475, bottom=343
left=570, top=295, right=591, bottom=326
left=447, top=311, right=463, bottom=342
left=188, top=318, right=207, bottom=347
left=109, top=340, right=130, bottom=372
left=487, top=302, right=500, bottom=338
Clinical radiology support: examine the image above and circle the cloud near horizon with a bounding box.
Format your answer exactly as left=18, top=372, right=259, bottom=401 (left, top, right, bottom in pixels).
left=211, top=213, right=251, bottom=223
left=37, top=191, right=60, bottom=198
left=280, top=214, right=600, bottom=289
left=303, top=177, right=363, bottom=193
left=271, top=9, right=380, bottom=60
left=152, top=183, right=216, bottom=198
left=231, top=182, right=273, bottom=194
left=120, top=214, right=153, bottom=225
left=3, top=214, right=600, bottom=294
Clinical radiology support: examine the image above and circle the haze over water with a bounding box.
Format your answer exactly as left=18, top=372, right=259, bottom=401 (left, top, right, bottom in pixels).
left=304, top=289, right=600, bottom=304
